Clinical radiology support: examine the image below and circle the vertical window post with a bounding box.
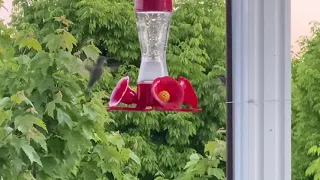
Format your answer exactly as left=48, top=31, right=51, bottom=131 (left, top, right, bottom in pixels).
left=230, top=0, right=291, bottom=179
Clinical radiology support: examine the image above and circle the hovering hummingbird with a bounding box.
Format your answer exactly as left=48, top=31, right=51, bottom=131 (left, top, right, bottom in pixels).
left=86, top=56, right=107, bottom=90
left=217, top=74, right=226, bottom=86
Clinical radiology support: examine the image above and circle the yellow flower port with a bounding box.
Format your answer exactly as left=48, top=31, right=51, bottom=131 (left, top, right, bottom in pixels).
left=157, top=90, right=170, bottom=102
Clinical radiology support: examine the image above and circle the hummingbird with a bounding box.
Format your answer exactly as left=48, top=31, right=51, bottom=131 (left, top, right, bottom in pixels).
left=217, top=74, right=226, bottom=86
left=86, top=56, right=107, bottom=90
left=80, top=56, right=110, bottom=102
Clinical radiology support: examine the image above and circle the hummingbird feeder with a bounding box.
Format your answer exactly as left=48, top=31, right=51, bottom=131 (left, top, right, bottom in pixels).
left=107, top=0, right=201, bottom=112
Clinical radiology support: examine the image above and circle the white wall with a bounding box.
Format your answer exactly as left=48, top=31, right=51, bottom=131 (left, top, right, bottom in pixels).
left=0, top=0, right=13, bottom=24
left=291, top=0, right=320, bottom=53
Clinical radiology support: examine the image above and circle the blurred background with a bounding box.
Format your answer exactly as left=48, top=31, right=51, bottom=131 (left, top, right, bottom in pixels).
left=1, top=0, right=320, bottom=179
left=2, top=0, right=318, bottom=55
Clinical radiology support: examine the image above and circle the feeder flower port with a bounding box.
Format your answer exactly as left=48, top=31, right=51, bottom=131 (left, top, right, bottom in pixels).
left=106, top=0, right=201, bottom=113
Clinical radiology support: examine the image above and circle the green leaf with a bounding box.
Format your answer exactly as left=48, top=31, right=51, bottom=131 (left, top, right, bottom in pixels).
left=37, top=77, right=54, bottom=94
left=10, top=93, right=23, bottom=104
left=62, top=31, right=77, bottom=52
left=155, top=171, right=166, bottom=177
left=108, top=133, right=125, bottom=151
left=21, top=141, right=42, bottom=166
left=64, top=130, right=91, bottom=154
left=184, top=153, right=201, bottom=169
left=0, top=126, right=13, bottom=142
left=82, top=170, right=97, bottom=180
left=83, top=104, right=96, bottom=119
left=82, top=45, right=101, bottom=60
left=190, top=153, right=200, bottom=161
left=18, top=171, right=36, bottom=180
left=154, top=177, right=168, bottom=180
left=19, top=37, right=42, bottom=51
left=207, top=168, right=225, bottom=179
left=30, top=128, right=47, bottom=152
left=53, top=91, right=71, bottom=109
left=120, top=148, right=131, bottom=161
left=306, top=159, right=318, bottom=176
left=184, top=159, right=198, bottom=169
left=81, top=121, right=94, bottom=140
left=10, top=91, right=34, bottom=107
left=46, top=101, right=55, bottom=118
left=205, top=141, right=217, bottom=155
left=12, top=157, right=24, bottom=172
left=94, top=124, right=108, bottom=143
left=308, top=145, right=318, bottom=155
left=14, top=115, right=47, bottom=134
left=41, top=156, right=58, bottom=176
left=0, top=97, right=10, bottom=108
left=123, top=174, right=138, bottom=180
left=43, top=34, right=61, bottom=52
left=0, top=110, right=12, bottom=126
left=130, top=151, right=141, bottom=166
left=56, top=108, right=73, bottom=128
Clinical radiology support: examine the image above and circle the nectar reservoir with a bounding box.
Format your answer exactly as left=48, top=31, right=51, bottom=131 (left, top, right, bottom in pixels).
left=135, top=0, right=173, bottom=107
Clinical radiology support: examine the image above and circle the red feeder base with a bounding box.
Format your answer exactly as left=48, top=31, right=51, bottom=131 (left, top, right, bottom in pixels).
left=106, top=106, right=202, bottom=112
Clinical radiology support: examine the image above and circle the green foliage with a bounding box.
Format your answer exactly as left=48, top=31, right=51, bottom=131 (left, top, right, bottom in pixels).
left=153, top=140, right=226, bottom=180
left=305, top=145, right=320, bottom=179
left=177, top=139, right=226, bottom=180
left=0, top=20, right=141, bottom=179
left=6, top=0, right=227, bottom=179
left=12, top=0, right=139, bottom=62
left=292, top=22, right=320, bottom=180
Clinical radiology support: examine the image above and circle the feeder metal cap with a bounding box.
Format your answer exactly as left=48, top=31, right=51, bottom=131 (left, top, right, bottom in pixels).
left=135, top=0, right=173, bottom=12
